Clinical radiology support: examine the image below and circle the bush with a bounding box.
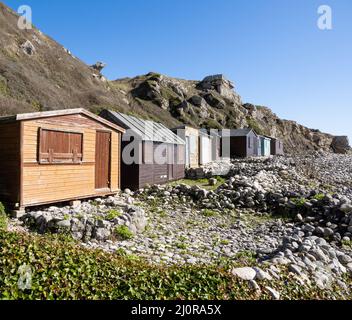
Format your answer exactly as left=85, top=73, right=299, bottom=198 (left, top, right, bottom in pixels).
left=106, top=209, right=122, bottom=220
left=114, top=225, right=134, bottom=240
left=0, top=202, right=7, bottom=230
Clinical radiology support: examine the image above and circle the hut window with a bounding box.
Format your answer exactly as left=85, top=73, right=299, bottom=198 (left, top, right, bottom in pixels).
left=39, top=129, right=83, bottom=164
left=248, top=137, right=251, bottom=148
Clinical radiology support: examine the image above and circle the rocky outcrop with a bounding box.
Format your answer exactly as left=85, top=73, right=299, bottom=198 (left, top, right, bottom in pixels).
left=20, top=193, right=148, bottom=242
left=332, top=136, right=351, bottom=154
left=91, top=61, right=106, bottom=72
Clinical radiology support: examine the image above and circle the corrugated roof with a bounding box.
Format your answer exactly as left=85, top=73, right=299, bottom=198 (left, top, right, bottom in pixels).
left=101, top=111, right=185, bottom=145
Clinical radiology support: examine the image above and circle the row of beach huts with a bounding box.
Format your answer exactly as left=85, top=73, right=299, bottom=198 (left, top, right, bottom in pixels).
left=0, top=108, right=284, bottom=212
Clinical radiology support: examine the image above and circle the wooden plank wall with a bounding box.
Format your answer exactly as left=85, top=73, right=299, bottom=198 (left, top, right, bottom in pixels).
left=0, top=122, right=21, bottom=204
left=21, top=114, right=120, bottom=207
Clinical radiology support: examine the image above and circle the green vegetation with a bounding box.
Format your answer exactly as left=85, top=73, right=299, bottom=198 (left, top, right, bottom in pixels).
left=114, top=225, right=134, bottom=241
left=0, top=202, right=7, bottom=230
left=175, top=242, right=188, bottom=250
left=0, top=78, right=9, bottom=96
left=246, top=117, right=264, bottom=135
left=342, top=239, right=352, bottom=249
left=106, top=209, right=123, bottom=220
left=31, top=100, right=43, bottom=112
left=312, top=193, right=326, bottom=201
left=202, top=119, right=222, bottom=130
left=291, top=197, right=307, bottom=207
left=202, top=209, right=219, bottom=217
left=0, top=230, right=351, bottom=300
left=234, top=251, right=258, bottom=266
left=170, top=176, right=226, bottom=191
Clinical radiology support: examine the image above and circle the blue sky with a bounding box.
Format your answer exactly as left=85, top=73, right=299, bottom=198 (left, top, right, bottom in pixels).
left=4, top=0, right=352, bottom=141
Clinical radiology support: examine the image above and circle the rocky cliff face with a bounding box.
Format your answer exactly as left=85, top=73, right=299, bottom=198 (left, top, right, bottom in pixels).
left=114, top=73, right=350, bottom=154
left=0, top=2, right=349, bottom=154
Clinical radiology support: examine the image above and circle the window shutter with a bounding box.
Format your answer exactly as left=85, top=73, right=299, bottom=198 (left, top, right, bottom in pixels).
left=39, top=129, right=83, bottom=164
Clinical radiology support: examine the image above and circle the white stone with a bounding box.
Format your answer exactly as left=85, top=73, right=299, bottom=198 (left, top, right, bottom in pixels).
left=231, top=267, right=256, bottom=281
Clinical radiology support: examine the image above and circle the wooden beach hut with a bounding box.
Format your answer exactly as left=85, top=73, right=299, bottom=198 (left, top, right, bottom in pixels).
left=259, top=136, right=271, bottom=156
left=0, top=109, right=125, bottom=211
left=270, top=137, right=284, bottom=155
left=100, top=110, right=186, bottom=190
left=220, top=128, right=258, bottom=158
left=199, top=129, right=214, bottom=165
left=171, top=125, right=199, bottom=168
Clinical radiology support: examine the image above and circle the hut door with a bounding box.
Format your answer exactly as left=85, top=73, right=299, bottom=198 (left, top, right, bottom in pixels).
left=95, top=131, right=111, bottom=190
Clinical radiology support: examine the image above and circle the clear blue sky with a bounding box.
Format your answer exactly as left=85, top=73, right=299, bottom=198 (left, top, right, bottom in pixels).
left=4, top=0, right=352, bottom=141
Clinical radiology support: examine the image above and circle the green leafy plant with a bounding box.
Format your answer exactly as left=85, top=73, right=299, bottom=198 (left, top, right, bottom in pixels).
left=291, top=197, right=307, bottom=207
left=106, top=209, right=123, bottom=220
left=114, top=225, right=134, bottom=240
left=175, top=242, right=188, bottom=250
left=0, top=202, right=7, bottom=230
left=0, top=230, right=351, bottom=300
left=312, top=193, right=325, bottom=201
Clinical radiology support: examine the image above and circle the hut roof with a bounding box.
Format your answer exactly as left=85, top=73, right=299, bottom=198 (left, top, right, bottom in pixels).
left=221, top=128, right=257, bottom=137
left=100, top=110, right=185, bottom=145
left=0, top=108, right=125, bottom=133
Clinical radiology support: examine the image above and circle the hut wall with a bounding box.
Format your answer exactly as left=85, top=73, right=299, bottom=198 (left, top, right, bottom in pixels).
left=199, top=135, right=212, bottom=165
left=0, top=122, right=21, bottom=205
left=21, top=114, right=120, bottom=207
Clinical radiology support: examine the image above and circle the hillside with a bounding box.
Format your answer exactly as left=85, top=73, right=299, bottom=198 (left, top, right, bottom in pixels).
left=0, top=2, right=349, bottom=153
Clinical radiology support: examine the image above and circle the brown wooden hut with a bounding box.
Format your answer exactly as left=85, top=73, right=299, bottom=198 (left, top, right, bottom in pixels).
left=220, top=128, right=259, bottom=158
left=100, top=110, right=186, bottom=190
left=0, top=109, right=125, bottom=211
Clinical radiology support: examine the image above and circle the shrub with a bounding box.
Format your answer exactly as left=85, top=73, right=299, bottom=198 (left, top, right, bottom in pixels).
left=0, top=202, right=7, bottom=230
left=246, top=118, right=264, bottom=135
left=202, top=209, right=218, bottom=217
left=291, top=197, right=307, bottom=207
left=312, top=193, right=325, bottom=201
left=114, top=225, right=134, bottom=240
left=106, top=209, right=122, bottom=220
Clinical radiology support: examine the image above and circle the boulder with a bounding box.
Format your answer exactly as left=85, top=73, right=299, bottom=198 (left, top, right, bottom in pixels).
left=331, top=136, right=350, bottom=154
left=231, top=267, right=256, bottom=281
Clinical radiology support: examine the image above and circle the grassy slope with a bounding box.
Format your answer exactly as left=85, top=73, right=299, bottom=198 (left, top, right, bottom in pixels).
left=0, top=230, right=351, bottom=300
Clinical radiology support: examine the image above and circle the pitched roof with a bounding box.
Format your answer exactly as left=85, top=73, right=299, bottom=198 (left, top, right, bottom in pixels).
left=100, top=110, right=185, bottom=145
left=221, top=128, right=257, bottom=137
left=0, top=108, right=125, bottom=133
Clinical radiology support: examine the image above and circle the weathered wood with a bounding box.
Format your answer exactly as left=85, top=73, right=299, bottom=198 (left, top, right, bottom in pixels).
left=95, top=131, right=111, bottom=190
left=0, top=110, right=123, bottom=209
left=0, top=122, right=21, bottom=205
